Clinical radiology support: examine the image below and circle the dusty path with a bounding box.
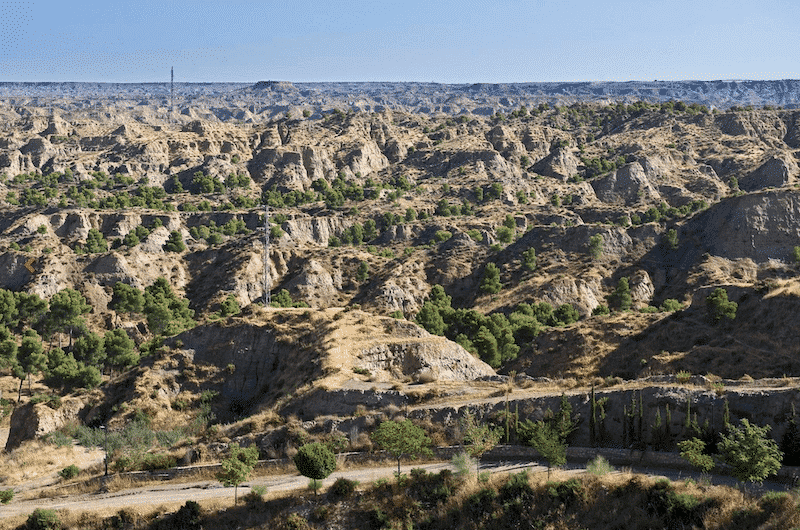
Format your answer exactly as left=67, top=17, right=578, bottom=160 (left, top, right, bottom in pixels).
left=0, top=457, right=788, bottom=520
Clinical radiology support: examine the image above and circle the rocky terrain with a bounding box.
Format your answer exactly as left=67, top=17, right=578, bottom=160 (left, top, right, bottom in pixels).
left=0, top=82, right=799, bottom=482
left=2, top=79, right=800, bottom=124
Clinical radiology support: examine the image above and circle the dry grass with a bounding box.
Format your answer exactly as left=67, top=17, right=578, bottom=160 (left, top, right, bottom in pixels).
left=0, top=439, right=103, bottom=490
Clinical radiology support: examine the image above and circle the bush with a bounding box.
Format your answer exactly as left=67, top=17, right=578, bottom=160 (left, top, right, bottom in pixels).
left=608, top=277, right=632, bottom=311
left=434, top=230, right=452, bottom=243
left=500, top=470, right=533, bottom=501
left=706, top=287, right=737, bottom=323
left=329, top=477, right=358, bottom=498
left=586, top=455, right=614, bottom=475
left=163, top=230, right=186, bottom=252
left=243, top=484, right=267, bottom=504
left=26, top=508, right=61, bottom=530
left=480, top=263, right=501, bottom=294
left=59, top=464, right=80, bottom=480
left=169, top=500, right=202, bottom=530
left=451, top=451, right=476, bottom=477
left=659, top=299, right=683, bottom=312
left=588, top=234, right=603, bottom=259
left=0, top=488, right=12, bottom=504
left=139, top=453, right=176, bottom=471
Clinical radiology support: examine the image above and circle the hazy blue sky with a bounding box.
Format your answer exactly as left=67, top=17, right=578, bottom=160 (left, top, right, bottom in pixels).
left=0, top=0, right=797, bottom=83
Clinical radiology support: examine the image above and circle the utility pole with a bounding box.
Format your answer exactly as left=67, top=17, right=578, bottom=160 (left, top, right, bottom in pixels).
left=264, top=203, right=270, bottom=308
left=170, top=66, right=174, bottom=124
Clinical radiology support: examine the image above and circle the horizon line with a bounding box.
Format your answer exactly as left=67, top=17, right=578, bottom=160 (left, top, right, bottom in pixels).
left=0, top=78, right=799, bottom=85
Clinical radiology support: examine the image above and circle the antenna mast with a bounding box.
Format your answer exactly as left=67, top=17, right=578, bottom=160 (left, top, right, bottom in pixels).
left=170, top=67, right=174, bottom=124
left=264, top=203, right=271, bottom=307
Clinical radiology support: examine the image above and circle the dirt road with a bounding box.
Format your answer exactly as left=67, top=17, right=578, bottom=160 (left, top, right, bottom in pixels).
left=0, top=460, right=543, bottom=518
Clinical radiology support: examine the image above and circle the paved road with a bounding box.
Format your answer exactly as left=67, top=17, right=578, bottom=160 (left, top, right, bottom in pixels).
left=0, top=458, right=790, bottom=519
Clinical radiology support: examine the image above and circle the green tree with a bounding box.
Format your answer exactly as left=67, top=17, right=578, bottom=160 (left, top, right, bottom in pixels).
left=608, top=277, right=632, bottom=311
left=72, top=331, right=106, bottom=367
left=110, top=282, right=145, bottom=317
left=473, top=326, right=500, bottom=367
left=18, top=330, right=46, bottom=398
left=0, top=289, right=17, bottom=326
left=0, top=331, right=18, bottom=377
left=356, top=261, right=370, bottom=282
left=219, top=294, right=240, bottom=317
left=415, top=302, right=446, bottom=336
left=460, top=410, right=501, bottom=473
left=706, top=287, right=737, bottom=324
left=143, top=278, right=195, bottom=336
left=46, top=288, right=91, bottom=346
left=44, top=348, right=79, bottom=388
left=588, top=234, right=604, bottom=259
left=719, top=419, right=782, bottom=488
left=216, top=443, right=259, bottom=504
left=84, top=228, right=108, bottom=253
left=793, top=246, right=800, bottom=263
left=496, top=226, right=514, bottom=244
left=662, top=228, right=679, bottom=250
left=522, top=248, right=537, bottom=271
left=428, top=284, right=452, bottom=309
left=553, top=304, right=580, bottom=326
left=678, top=437, right=715, bottom=474
left=14, top=292, right=48, bottom=329
left=480, top=263, right=502, bottom=294
left=659, top=299, right=683, bottom=312
left=554, top=393, right=579, bottom=443
left=163, top=230, right=186, bottom=252
left=370, top=419, right=433, bottom=477
left=293, top=442, right=336, bottom=496
left=520, top=420, right=566, bottom=478
left=104, top=329, right=139, bottom=370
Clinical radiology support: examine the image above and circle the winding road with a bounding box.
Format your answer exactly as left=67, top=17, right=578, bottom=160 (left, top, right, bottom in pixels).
left=0, top=456, right=789, bottom=520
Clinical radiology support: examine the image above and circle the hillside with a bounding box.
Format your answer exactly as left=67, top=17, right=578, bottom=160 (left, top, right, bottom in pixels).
left=0, top=96, right=799, bottom=458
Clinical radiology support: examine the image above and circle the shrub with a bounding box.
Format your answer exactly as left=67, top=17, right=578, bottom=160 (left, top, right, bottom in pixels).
left=434, top=230, right=452, bottom=243
left=586, top=454, right=614, bottom=475
left=500, top=470, right=533, bottom=501
left=0, top=489, right=12, bottom=504
left=480, top=263, right=501, bottom=294
left=588, top=234, right=603, bottom=259
left=451, top=451, right=477, bottom=477
left=706, top=287, right=737, bottom=323
left=329, top=477, right=358, bottom=498
left=496, top=226, right=514, bottom=244
left=139, top=453, right=176, bottom=471
left=659, top=299, right=683, bottom=312
left=608, top=277, right=632, bottom=311
left=243, top=484, right=267, bottom=504
left=294, top=442, right=336, bottom=495
left=26, top=508, right=60, bottom=530
left=163, top=230, right=186, bottom=252
left=59, top=464, right=80, bottom=480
